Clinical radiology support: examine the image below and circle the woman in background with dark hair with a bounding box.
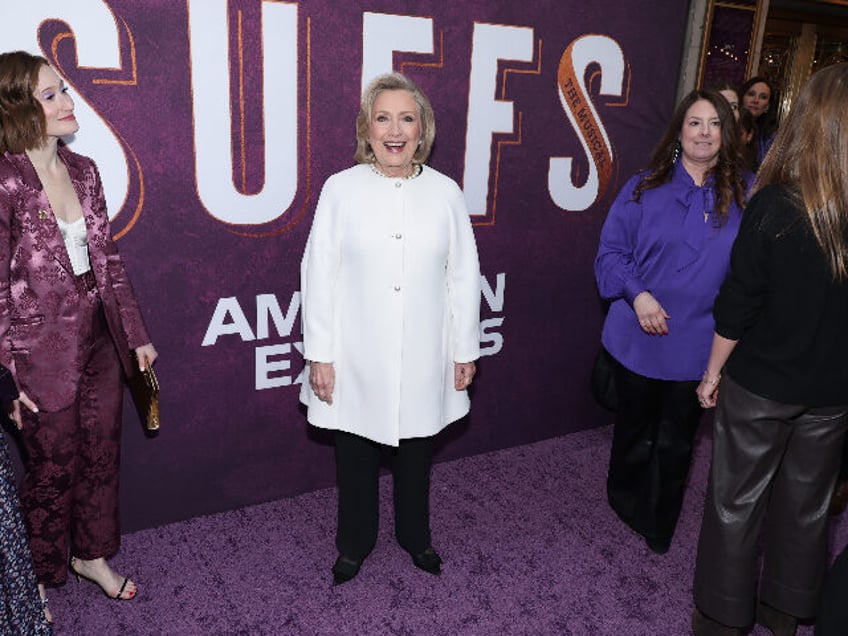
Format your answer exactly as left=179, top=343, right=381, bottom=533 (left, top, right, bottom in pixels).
left=692, top=63, right=848, bottom=636
left=595, top=89, right=747, bottom=555
left=709, top=82, right=757, bottom=172
left=708, top=82, right=740, bottom=121
left=739, top=76, right=778, bottom=164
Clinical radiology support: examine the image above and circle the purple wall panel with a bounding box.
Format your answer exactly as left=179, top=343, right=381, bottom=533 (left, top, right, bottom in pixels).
left=2, top=0, right=688, bottom=531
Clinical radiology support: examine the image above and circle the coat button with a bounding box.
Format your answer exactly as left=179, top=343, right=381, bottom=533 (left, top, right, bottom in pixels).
left=393, top=286, right=401, bottom=291
left=394, top=233, right=402, bottom=239
left=395, top=181, right=402, bottom=188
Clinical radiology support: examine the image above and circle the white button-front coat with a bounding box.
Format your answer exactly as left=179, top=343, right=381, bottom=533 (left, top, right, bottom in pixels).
left=299, top=163, right=481, bottom=446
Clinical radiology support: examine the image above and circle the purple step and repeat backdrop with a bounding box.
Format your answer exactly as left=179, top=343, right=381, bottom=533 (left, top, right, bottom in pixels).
left=2, top=1, right=688, bottom=531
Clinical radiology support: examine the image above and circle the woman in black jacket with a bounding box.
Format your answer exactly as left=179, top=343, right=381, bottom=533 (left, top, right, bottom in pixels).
left=691, top=63, right=848, bottom=636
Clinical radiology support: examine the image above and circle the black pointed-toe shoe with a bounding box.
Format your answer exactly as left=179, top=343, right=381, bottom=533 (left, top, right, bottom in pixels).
left=411, top=548, right=442, bottom=575
left=332, top=555, right=362, bottom=586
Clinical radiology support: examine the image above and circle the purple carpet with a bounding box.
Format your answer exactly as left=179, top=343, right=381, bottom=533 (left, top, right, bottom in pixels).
left=45, top=424, right=848, bottom=635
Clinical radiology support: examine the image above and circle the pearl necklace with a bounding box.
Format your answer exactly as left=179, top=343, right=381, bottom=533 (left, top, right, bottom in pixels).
left=370, top=162, right=421, bottom=180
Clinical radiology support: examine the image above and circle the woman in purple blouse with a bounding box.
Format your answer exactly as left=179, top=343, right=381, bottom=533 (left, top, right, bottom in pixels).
left=594, top=89, right=748, bottom=554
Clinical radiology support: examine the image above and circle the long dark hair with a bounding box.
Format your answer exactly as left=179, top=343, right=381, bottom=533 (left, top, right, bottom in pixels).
left=739, top=76, right=779, bottom=141
left=633, top=89, right=747, bottom=222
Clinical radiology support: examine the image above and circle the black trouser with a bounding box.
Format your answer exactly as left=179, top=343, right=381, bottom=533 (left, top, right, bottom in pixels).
left=334, top=431, right=433, bottom=560
left=607, top=361, right=702, bottom=544
left=694, top=374, right=848, bottom=628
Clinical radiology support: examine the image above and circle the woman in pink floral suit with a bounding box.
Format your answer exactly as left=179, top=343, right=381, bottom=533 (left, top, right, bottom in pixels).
left=0, top=50, right=157, bottom=623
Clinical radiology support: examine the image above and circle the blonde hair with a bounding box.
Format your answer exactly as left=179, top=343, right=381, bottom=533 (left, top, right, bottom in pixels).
left=755, top=63, right=848, bottom=280
left=354, top=73, right=435, bottom=164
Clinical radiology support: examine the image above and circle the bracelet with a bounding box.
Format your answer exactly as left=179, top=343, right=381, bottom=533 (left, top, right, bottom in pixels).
left=702, top=373, right=721, bottom=386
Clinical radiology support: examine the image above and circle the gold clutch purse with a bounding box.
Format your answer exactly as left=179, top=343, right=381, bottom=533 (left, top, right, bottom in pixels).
left=129, top=357, right=160, bottom=432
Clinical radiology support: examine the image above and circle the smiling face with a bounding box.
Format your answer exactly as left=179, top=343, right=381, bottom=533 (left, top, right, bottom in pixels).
left=33, top=64, right=78, bottom=140
left=679, top=99, right=721, bottom=173
left=368, top=89, right=421, bottom=177
left=742, top=81, right=771, bottom=118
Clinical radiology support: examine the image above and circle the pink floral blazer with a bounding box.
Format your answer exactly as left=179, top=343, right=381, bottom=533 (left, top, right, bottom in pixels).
left=0, top=145, right=150, bottom=411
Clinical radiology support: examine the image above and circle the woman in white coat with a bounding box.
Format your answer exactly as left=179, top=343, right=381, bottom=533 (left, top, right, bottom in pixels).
left=300, top=73, right=481, bottom=585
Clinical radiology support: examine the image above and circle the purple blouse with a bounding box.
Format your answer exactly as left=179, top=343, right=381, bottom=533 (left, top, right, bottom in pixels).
left=594, top=162, right=744, bottom=381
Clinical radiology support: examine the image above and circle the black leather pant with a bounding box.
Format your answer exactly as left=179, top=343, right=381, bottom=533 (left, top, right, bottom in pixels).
left=606, top=360, right=702, bottom=544
left=694, top=373, right=848, bottom=627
